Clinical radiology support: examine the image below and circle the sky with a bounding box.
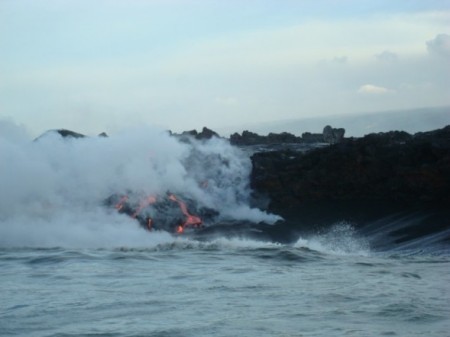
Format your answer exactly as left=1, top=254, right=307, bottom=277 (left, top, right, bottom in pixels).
left=0, top=0, right=449, bottom=137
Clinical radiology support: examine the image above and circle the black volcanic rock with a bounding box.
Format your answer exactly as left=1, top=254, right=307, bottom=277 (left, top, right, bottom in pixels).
left=323, top=125, right=345, bottom=144
left=266, top=132, right=301, bottom=144
left=33, top=129, right=86, bottom=141
left=230, top=130, right=303, bottom=145
left=230, top=126, right=345, bottom=145
left=230, top=130, right=266, bottom=145
left=179, top=127, right=220, bottom=140
left=181, top=129, right=198, bottom=137
left=301, top=132, right=323, bottom=143
left=250, top=126, right=450, bottom=232
left=196, top=127, right=219, bottom=140
left=56, top=129, right=86, bottom=138
left=35, top=129, right=110, bottom=140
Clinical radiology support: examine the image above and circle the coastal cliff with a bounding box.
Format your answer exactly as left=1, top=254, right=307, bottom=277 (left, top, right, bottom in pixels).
left=249, top=126, right=450, bottom=245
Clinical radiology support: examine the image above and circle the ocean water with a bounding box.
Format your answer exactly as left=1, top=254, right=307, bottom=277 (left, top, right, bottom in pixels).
left=1, top=232, right=449, bottom=337
left=1, top=123, right=449, bottom=336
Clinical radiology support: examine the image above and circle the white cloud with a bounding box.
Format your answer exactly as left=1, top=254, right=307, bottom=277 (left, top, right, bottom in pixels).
left=427, top=33, right=450, bottom=58
left=358, top=84, right=395, bottom=95
left=375, top=50, right=398, bottom=62
left=160, top=10, right=450, bottom=75
left=1, top=5, right=449, bottom=135
left=332, top=56, right=348, bottom=64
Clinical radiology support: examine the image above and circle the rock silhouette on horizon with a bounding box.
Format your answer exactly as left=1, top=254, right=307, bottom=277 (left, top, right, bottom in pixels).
left=230, top=126, right=345, bottom=145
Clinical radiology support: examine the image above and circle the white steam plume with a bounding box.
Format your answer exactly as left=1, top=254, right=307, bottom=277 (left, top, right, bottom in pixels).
left=0, top=120, right=279, bottom=248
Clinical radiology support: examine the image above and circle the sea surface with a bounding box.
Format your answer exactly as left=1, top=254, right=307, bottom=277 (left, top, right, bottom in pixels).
left=1, top=232, right=449, bottom=337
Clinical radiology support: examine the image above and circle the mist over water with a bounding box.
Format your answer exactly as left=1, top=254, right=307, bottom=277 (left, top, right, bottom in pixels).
left=0, top=120, right=279, bottom=248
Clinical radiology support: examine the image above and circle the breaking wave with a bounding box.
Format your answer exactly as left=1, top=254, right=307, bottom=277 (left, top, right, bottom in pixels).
left=294, top=222, right=370, bottom=256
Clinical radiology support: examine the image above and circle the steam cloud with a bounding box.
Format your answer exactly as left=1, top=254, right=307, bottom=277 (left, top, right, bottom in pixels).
left=0, top=120, right=280, bottom=248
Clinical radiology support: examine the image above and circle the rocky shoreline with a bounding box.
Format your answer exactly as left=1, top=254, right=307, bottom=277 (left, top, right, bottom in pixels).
left=175, top=125, right=449, bottom=214
left=46, top=125, right=450, bottom=215
left=43, top=124, right=450, bottom=245
left=251, top=127, right=449, bottom=208
left=247, top=125, right=450, bottom=245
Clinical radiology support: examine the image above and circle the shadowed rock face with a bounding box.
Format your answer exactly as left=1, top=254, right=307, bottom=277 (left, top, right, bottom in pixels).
left=55, top=129, right=86, bottom=138
left=180, top=127, right=220, bottom=140
left=323, top=125, right=345, bottom=144
left=250, top=126, right=450, bottom=232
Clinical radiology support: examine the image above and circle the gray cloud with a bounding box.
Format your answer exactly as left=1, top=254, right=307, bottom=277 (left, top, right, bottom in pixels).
left=375, top=50, right=398, bottom=62
left=332, top=56, right=348, bottom=64
left=426, top=34, right=450, bottom=58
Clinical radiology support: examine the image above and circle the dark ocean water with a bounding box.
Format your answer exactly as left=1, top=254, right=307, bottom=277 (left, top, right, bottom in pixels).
left=1, top=232, right=449, bottom=337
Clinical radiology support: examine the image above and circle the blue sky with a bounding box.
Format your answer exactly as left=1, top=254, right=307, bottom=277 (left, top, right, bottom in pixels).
left=1, top=0, right=449, bottom=136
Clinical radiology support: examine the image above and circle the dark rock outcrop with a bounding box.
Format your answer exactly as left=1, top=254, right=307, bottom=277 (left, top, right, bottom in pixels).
left=323, top=125, right=345, bottom=144
left=196, top=127, right=219, bottom=140
left=230, top=130, right=304, bottom=145
left=230, top=130, right=269, bottom=145
left=35, top=129, right=110, bottom=140
left=301, top=132, right=323, bottom=143
left=33, top=129, right=86, bottom=141
left=250, top=126, right=450, bottom=234
left=180, top=127, right=220, bottom=140
left=55, top=129, right=86, bottom=138
left=230, top=126, right=345, bottom=145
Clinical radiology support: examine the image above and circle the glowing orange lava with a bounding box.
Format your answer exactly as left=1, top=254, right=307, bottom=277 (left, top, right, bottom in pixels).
left=114, top=192, right=202, bottom=234
left=115, top=195, right=129, bottom=211
left=147, top=218, right=153, bottom=230
left=132, top=195, right=157, bottom=218
left=169, top=194, right=202, bottom=232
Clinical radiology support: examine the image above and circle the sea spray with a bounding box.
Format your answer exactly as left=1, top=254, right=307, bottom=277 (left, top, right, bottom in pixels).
left=295, top=222, right=371, bottom=256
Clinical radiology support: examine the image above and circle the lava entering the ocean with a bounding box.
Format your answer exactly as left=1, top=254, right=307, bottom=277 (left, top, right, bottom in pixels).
left=168, top=194, right=202, bottom=233
left=106, top=192, right=213, bottom=234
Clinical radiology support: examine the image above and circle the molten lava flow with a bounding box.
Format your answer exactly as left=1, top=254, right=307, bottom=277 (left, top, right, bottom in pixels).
left=115, top=195, right=129, bottom=211
left=111, top=192, right=203, bottom=234
left=147, top=218, right=153, bottom=230
left=168, top=194, right=202, bottom=232
left=132, top=195, right=157, bottom=218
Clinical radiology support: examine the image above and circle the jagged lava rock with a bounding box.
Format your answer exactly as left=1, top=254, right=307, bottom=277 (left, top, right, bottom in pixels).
left=250, top=126, right=450, bottom=226
left=230, top=126, right=345, bottom=145
left=323, top=125, right=345, bottom=144
left=180, top=127, right=220, bottom=140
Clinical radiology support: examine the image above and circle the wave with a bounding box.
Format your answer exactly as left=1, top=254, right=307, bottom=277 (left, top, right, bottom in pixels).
left=294, top=222, right=370, bottom=256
